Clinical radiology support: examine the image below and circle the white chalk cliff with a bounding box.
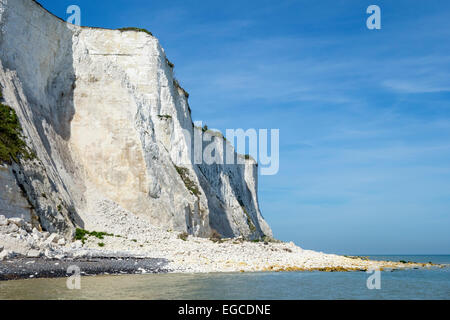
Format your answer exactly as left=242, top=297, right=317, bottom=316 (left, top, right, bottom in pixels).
left=0, top=0, right=272, bottom=239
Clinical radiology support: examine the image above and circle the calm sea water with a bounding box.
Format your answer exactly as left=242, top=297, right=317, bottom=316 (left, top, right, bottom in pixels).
left=0, top=255, right=449, bottom=300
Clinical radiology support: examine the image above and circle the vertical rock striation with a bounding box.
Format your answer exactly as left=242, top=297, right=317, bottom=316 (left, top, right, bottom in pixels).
left=0, top=0, right=272, bottom=239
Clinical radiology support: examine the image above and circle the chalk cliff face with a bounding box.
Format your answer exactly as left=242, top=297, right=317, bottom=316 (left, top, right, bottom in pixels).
left=0, top=0, right=272, bottom=239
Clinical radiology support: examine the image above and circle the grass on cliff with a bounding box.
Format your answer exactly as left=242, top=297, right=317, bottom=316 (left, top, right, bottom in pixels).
left=166, top=58, right=174, bottom=69
left=242, top=206, right=257, bottom=233
left=173, top=79, right=190, bottom=99
left=174, top=165, right=201, bottom=196
left=178, top=232, right=189, bottom=241
left=193, top=124, right=229, bottom=143
left=75, top=228, right=114, bottom=244
left=117, top=27, right=153, bottom=36
left=0, top=90, right=35, bottom=164
left=209, top=229, right=223, bottom=243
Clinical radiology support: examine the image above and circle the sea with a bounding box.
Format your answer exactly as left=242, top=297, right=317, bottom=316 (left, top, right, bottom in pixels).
left=0, top=255, right=449, bottom=300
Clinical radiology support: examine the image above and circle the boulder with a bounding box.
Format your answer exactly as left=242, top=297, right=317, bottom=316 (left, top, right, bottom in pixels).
left=27, top=249, right=41, bottom=258
left=44, top=233, right=59, bottom=245
left=26, top=237, right=35, bottom=246
left=0, top=250, right=14, bottom=261
left=0, top=251, right=8, bottom=261
left=44, top=249, right=54, bottom=259
left=23, top=223, right=32, bottom=233
left=6, top=223, right=19, bottom=234
left=8, top=218, right=25, bottom=228
left=54, top=254, right=65, bottom=260
left=71, top=240, right=83, bottom=249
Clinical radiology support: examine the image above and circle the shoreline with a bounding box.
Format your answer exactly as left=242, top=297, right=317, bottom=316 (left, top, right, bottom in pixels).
left=1, top=215, right=444, bottom=281
left=0, top=256, right=443, bottom=282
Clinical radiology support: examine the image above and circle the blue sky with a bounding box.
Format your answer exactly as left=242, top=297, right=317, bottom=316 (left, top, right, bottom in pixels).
left=39, top=0, right=450, bottom=254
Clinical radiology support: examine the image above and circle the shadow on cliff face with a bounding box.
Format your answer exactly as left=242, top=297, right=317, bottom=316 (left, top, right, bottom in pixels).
left=196, top=141, right=266, bottom=239
left=197, top=170, right=235, bottom=238
left=30, top=23, right=85, bottom=231
left=223, top=158, right=266, bottom=239
left=0, top=0, right=84, bottom=234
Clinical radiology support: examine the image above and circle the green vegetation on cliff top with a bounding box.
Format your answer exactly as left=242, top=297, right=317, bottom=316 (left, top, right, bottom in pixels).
left=117, top=27, right=153, bottom=36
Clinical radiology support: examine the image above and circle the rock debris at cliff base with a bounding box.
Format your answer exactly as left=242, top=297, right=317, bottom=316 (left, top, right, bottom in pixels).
left=0, top=214, right=437, bottom=277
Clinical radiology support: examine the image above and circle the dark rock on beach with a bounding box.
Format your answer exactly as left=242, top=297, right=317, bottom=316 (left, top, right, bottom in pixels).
left=0, top=257, right=169, bottom=281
